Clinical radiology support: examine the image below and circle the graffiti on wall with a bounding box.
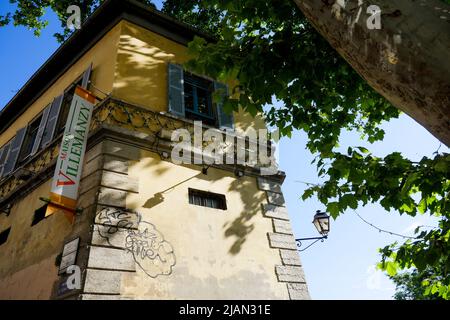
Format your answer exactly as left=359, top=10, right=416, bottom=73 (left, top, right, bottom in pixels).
left=125, top=221, right=176, bottom=278
left=96, top=207, right=176, bottom=278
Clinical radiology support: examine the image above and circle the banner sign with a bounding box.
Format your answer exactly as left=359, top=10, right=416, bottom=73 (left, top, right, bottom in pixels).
left=46, top=86, right=96, bottom=222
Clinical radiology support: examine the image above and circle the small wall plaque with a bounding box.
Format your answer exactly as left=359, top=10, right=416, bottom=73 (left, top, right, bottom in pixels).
left=59, top=237, right=80, bottom=275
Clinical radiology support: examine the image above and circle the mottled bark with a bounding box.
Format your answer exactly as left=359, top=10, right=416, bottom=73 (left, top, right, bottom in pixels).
left=294, top=0, right=450, bottom=146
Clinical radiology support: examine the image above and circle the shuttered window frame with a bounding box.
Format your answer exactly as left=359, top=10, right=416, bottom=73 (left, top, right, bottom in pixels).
left=0, top=65, right=93, bottom=180
left=30, top=104, right=51, bottom=157
left=2, top=127, right=27, bottom=177
left=214, top=81, right=234, bottom=130
left=168, top=63, right=234, bottom=130
left=0, top=140, right=12, bottom=178
left=41, top=64, right=93, bottom=148
left=168, top=63, right=185, bottom=117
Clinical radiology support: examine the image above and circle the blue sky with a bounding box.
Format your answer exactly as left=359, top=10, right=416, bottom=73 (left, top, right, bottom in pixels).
left=0, top=1, right=447, bottom=300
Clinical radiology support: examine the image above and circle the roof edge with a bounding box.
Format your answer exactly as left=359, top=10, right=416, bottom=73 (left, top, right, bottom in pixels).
left=0, top=0, right=213, bottom=135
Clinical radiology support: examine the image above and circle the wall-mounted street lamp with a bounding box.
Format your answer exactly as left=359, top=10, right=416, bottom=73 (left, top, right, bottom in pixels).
left=296, top=210, right=330, bottom=252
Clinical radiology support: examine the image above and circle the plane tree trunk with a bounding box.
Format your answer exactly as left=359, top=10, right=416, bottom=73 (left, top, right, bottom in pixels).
left=294, top=0, right=450, bottom=146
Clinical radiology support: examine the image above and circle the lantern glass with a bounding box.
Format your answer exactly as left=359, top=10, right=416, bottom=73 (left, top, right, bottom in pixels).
left=312, top=211, right=330, bottom=236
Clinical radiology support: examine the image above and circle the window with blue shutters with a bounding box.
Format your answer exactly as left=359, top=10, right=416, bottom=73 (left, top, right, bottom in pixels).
left=18, top=113, right=43, bottom=165
left=40, top=94, right=64, bottom=148
left=41, top=65, right=92, bottom=147
left=30, top=104, right=51, bottom=157
left=167, top=63, right=234, bottom=130
left=168, top=63, right=185, bottom=117
left=214, top=81, right=234, bottom=130
left=0, top=140, right=12, bottom=178
left=0, top=65, right=94, bottom=180
left=2, top=127, right=27, bottom=177
left=184, top=72, right=215, bottom=126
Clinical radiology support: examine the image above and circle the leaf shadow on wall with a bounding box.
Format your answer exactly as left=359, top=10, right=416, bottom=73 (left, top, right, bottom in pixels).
left=115, top=25, right=176, bottom=111
left=223, top=176, right=266, bottom=255
left=139, top=161, right=266, bottom=256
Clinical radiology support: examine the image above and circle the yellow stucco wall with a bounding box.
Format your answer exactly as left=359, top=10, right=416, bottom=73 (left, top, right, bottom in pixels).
left=1, top=19, right=267, bottom=147
left=0, top=22, right=122, bottom=147
left=114, top=21, right=267, bottom=134
left=114, top=21, right=189, bottom=113
left=0, top=22, right=123, bottom=297
left=0, top=18, right=282, bottom=299
left=121, top=150, right=289, bottom=299
left=0, top=180, right=72, bottom=299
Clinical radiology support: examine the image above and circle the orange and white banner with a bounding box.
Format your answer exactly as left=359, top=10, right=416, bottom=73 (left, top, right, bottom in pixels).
left=46, top=86, right=96, bottom=222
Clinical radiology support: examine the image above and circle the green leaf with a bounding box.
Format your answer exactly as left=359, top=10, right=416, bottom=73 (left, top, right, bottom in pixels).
left=385, top=261, right=399, bottom=277
left=418, top=198, right=427, bottom=214
left=302, top=188, right=315, bottom=200
left=327, top=202, right=340, bottom=219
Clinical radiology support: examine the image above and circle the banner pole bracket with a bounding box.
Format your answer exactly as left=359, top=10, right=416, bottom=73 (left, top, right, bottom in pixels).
left=39, top=197, right=83, bottom=214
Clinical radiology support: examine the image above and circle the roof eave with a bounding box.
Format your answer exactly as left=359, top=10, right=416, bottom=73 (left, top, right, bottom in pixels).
left=0, top=0, right=214, bottom=134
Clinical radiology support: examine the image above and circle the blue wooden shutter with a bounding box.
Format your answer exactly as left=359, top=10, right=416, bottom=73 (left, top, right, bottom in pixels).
left=2, top=127, right=27, bottom=176
left=0, top=143, right=11, bottom=178
left=41, top=94, right=64, bottom=148
left=168, top=63, right=185, bottom=117
left=30, top=105, right=51, bottom=156
left=0, top=147, right=4, bottom=177
left=81, top=63, right=93, bottom=89
left=214, top=82, right=234, bottom=130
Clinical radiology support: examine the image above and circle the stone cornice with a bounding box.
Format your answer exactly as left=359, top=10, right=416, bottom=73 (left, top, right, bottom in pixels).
left=0, top=97, right=285, bottom=213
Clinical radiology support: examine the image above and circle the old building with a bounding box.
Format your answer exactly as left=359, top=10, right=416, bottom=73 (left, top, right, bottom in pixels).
left=0, top=0, right=309, bottom=300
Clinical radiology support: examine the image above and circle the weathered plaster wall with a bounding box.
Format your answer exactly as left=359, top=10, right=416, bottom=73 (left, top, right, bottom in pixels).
left=0, top=180, right=72, bottom=299
left=124, top=149, right=287, bottom=299
left=0, top=22, right=123, bottom=298
left=80, top=139, right=292, bottom=299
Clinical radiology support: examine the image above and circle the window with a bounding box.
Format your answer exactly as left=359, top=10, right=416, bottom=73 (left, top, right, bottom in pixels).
left=31, top=205, right=48, bottom=226
left=184, top=73, right=215, bottom=126
left=18, top=114, right=43, bottom=164
left=188, top=188, right=227, bottom=210
left=56, top=78, right=83, bottom=135
left=0, top=66, right=93, bottom=179
left=0, top=227, right=11, bottom=246
left=0, top=140, right=12, bottom=178
left=168, top=63, right=233, bottom=129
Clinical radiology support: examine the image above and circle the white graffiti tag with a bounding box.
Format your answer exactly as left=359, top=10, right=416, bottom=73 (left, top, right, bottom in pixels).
left=125, top=222, right=176, bottom=278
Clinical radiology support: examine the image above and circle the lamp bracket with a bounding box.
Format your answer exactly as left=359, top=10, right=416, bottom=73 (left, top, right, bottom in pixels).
left=295, top=235, right=328, bottom=252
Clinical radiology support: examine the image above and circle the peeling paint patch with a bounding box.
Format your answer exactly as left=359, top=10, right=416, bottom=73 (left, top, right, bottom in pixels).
left=384, top=49, right=399, bottom=65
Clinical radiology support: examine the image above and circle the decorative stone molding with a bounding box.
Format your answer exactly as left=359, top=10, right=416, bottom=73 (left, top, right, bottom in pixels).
left=90, top=98, right=283, bottom=179
left=53, top=139, right=139, bottom=300
left=83, top=269, right=123, bottom=294
left=258, top=176, right=310, bottom=300
left=279, top=249, right=302, bottom=266
left=273, top=219, right=294, bottom=235
left=94, top=205, right=139, bottom=229
left=97, top=187, right=127, bottom=208
left=287, top=283, right=310, bottom=300
left=1, top=97, right=285, bottom=214
left=266, top=191, right=286, bottom=207
left=258, top=177, right=283, bottom=193
left=261, top=204, right=290, bottom=221
left=87, top=246, right=136, bottom=271
left=275, top=266, right=307, bottom=283
left=268, top=233, right=298, bottom=250
left=91, top=225, right=130, bottom=249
